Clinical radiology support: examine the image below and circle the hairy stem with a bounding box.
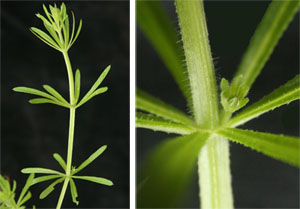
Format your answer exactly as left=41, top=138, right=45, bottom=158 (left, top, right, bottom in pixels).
left=176, top=0, right=233, bottom=208
left=176, top=0, right=218, bottom=128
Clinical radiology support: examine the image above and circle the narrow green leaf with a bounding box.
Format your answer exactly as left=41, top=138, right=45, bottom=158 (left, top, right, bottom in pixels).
left=73, top=145, right=107, bottom=175
left=69, top=11, right=76, bottom=48
left=12, top=180, right=17, bottom=193
left=13, top=86, right=56, bottom=101
left=69, top=178, right=79, bottom=205
left=43, top=21, right=62, bottom=48
left=42, top=4, right=54, bottom=24
left=73, top=176, right=113, bottom=186
left=31, top=175, right=61, bottom=186
left=18, top=191, right=31, bottom=207
left=36, top=13, right=52, bottom=28
left=137, top=1, right=191, bottom=104
left=228, top=75, right=300, bottom=127
left=39, top=178, right=64, bottom=199
left=136, top=112, right=196, bottom=135
left=29, top=98, right=69, bottom=108
left=136, top=89, right=194, bottom=125
left=21, top=168, right=63, bottom=175
left=233, top=1, right=300, bottom=90
left=53, top=153, right=66, bottom=170
left=17, top=173, right=34, bottom=205
left=62, top=14, right=70, bottom=48
left=43, top=85, right=69, bottom=105
left=138, top=132, right=210, bottom=208
left=30, top=27, right=60, bottom=50
left=77, top=87, right=108, bottom=108
left=77, top=65, right=110, bottom=107
left=70, top=19, right=82, bottom=47
left=74, top=69, right=81, bottom=104
left=217, top=128, right=300, bottom=167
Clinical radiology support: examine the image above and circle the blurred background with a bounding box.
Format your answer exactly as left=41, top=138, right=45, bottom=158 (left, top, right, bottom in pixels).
left=137, top=0, right=299, bottom=208
left=1, top=1, right=129, bottom=208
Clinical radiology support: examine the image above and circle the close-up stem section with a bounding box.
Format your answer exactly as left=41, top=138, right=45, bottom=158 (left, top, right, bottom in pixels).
left=175, top=0, right=233, bottom=208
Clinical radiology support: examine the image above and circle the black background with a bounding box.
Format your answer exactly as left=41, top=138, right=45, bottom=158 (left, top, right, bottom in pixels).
left=137, top=1, right=299, bottom=208
left=1, top=1, right=129, bottom=208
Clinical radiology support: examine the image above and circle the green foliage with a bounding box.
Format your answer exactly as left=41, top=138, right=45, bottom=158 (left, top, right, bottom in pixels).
left=217, top=128, right=300, bottom=167
left=233, top=0, right=300, bottom=89
left=136, top=89, right=194, bottom=125
left=13, top=2, right=113, bottom=208
left=138, top=132, right=209, bottom=208
left=228, top=75, right=300, bottom=127
left=136, top=112, right=196, bottom=135
left=136, top=0, right=300, bottom=208
left=33, top=3, right=82, bottom=52
left=0, top=174, right=35, bottom=209
left=21, top=145, right=113, bottom=206
left=137, top=0, right=191, bottom=103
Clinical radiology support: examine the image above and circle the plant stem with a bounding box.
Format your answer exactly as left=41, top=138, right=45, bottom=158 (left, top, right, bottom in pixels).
left=176, top=0, right=219, bottom=128
left=56, top=178, right=70, bottom=209
left=176, top=0, right=233, bottom=208
left=56, top=51, right=77, bottom=209
left=62, top=51, right=75, bottom=105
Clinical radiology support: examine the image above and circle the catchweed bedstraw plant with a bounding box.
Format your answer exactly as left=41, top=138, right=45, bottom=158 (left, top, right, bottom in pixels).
left=136, top=0, right=300, bottom=208
left=12, top=3, right=113, bottom=208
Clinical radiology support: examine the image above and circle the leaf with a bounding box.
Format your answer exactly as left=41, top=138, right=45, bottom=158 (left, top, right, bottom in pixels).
left=136, top=112, right=196, bottom=135
left=73, top=176, right=113, bottom=186
left=69, top=178, right=79, bottom=205
left=216, top=128, right=300, bottom=167
left=31, top=175, right=61, bottom=186
left=12, top=180, right=17, bottom=193
left=21, top=168, right=63, bottom=175
left=53, top=153, right=66, bottom=170
left=17, top=173, right=34, bottom=205
left=77, top=65, right=110, bottom=107
left=0, top=175, right=10, bottom=192
left=30, top=27, right=60, bottom=50
left=69, top=11, right=76, bottom=48
left=70, top=19, right=82, bottom=47
left=43, top=85, right=69, bottom=105
left=74, top=69, right=81, bottom=104
left=137, top=1, right=191, bottom=104
left=18, top=191, right=31, bottom=207
left=76, top=87, right=108, bottom=108
left=39, top=178, right=64, bottom=199
left=138, top=132, right=210, bottom=208
left=73, top=145, right=107, bottom=175
left=43, top=21, right=61, bottom=48
left=136, top=89, right=194, bottom=125
left=29, top=98, right=69, bottom=108
left=233, top=0, right=300, bottom=90
left=62, top=13, right=70, bottom=48
left=13, top=86, right=56, bottom=101
left=228, top=75, right=300, bottom=127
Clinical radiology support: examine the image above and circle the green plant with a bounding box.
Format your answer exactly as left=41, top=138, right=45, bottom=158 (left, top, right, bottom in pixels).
left=13, top=3, right=113, bottom=209
left=136, top=0, right=300, bottom=208
left=0, top=174, right=35, bottom=209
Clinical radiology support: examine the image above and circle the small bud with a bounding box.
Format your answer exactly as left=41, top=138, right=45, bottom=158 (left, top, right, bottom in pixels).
left=220, top=76, right=249, bottom=113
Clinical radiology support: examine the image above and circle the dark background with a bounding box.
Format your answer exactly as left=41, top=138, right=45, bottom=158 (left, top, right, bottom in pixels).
left=1, top=1, right=129, bottom=208
left=137, top=1, right=299, bottom=208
